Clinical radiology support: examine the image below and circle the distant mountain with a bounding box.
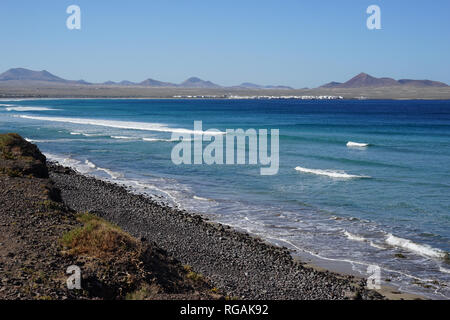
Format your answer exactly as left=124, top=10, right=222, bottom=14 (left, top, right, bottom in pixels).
left=236, top=82, right=293, bottom=90
left=0, top=68, right=91, bottom=85
left=139, top=78, right=177, bottom=87
left=320, top=81, right=342, bottom=88
left=0, top=68, right=67, bottom=82
left=321, top=72, right=448, bottom=88
left=0, top=68, right=293, bottom=89
left=74, top=79, right=91, bottom=85
left=102, top=80, right=137, bottom=86
left=118, top=80, right=137, bottom=86
left=179, top=77, right=221, bottom=88
left=397, top=79, right=448, bottom=87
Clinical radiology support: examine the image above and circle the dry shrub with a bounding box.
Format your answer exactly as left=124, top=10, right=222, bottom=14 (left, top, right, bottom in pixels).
left=62, top=213, right=139, bottom=258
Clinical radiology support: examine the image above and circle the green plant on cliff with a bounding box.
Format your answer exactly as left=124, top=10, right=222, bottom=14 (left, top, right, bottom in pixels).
left=61, top=212, right=139, bottom=258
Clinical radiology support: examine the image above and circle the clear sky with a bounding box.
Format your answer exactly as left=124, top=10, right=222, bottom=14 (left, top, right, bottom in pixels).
left=1, top=0, right=449, bottom=88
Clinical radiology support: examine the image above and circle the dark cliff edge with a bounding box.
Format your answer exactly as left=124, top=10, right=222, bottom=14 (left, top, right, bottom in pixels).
left=0, top=133, right=221, bottom=300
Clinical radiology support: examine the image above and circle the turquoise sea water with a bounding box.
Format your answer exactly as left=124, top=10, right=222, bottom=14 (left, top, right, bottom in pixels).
left=1, top=99, right=449, bottom=298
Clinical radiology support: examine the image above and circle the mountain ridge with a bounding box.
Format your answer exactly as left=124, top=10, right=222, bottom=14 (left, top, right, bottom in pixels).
left=321, top=72, right=448, bottom=88
left=0, top=68, right=448, bottom=89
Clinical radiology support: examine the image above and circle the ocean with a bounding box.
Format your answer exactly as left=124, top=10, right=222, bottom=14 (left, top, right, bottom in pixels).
left=1, top=98, right=449, bottom=299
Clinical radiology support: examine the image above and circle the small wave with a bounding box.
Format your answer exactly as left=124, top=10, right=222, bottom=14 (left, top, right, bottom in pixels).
left=440, top=267, right=450, bottom=274
left=142, top=137, right=196, bottom=142
left=111, top=136, right=136, bottom=140
left=25, top=138, right=52, bottom=143
left=193, top=195, right=212, bottom=201
left=6, top=106, right=56, bottom=112
left=295, top=166, right=370, bottom=179
left=343, top=231, right=367, bottom=242
left=84, top=159, right=96, bottom=169
left=45, top=153, right=123, bottom=179
left=26, top=138, right=78, bottom=143
left=45, top=153, right=94, bottom=175
left=385, top=234, right=447, bottom=259
left=369, top=241, right=386, bottom=250
left=82, top=159, right=123, bottom=179
left=18, top=115, right=225, bottom=136
left=96, top=166, right=124, bottom=179
left=142, top=137, right=179, bottom=142
left=347, top=141, right=369, bottom=148
left=70, top=132, right=104, bottom=137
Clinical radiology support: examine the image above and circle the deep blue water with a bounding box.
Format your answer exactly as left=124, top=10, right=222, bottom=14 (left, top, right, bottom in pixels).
left=1, top=98, right=449, bottom=298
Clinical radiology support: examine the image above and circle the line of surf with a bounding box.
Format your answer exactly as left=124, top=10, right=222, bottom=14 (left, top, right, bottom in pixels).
left=385, top=234, right=448, bottom=259
left=17, top=115, right=225, bottom=136
left=347, top=141, right=369, bottom=148
left=6, top=106, right=57, bottom=112
left=295, top=166, right=370, bottom=179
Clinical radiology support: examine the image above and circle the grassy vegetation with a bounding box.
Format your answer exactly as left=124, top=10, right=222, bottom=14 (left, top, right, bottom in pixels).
left=183, top=265, right=204, bottom=283
left=61, top=212, right=139, bottom=258
left=0, top=133, right=36, bottom=163
left=0, top=167, right=21, bottom=177
left=0, top=133, right=20, bottom=160
left=38, top=200, right=64, bottom=211
left=125, top=284, right=160, bottom=300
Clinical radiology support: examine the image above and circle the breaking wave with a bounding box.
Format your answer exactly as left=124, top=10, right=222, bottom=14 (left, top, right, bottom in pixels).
left=346, top=141, right=369, bottom=148
left=6, top=106, right=57, bottom=112
left=385, top=234, right=447, bottom=259
left=17, top=115, right=225, bottom=136
left=295, top=166, right=370, bottom=179
left=45, top=153, right=123, bottom=179
left=343, top=231, right=366, bottom=242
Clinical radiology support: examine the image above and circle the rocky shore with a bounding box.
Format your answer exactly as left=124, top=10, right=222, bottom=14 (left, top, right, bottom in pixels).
left=0, top=133, right=221, bottom=300
left=0, top=132, right=385, bottom=300
left=48, top=165, right=384, bottom=300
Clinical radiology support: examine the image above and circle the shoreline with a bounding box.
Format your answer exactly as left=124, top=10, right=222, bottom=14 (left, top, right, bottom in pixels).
left=47, top=161, right=418, bottom=300
left=2, top=96, right=450, bottom=101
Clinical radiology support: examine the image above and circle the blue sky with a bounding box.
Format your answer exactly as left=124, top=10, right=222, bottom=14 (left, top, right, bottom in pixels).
left=1, top=0, right=449, bottom=88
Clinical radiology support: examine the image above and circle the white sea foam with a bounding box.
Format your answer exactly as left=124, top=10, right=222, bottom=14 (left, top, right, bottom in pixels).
left=25, top=138, right=52, bottom=143
left=81, top=159, right=123, bottom=179
left=347, top=141, right=369, bottom=148
left=344, top=231, right=386, bottom=249
left=45, top=153, right=94, bottom=175
left=142, top=137, right=174, bottom=142
left=385, top=234, right=447, bottom=259
left=369, top=241, right=387, bottom=250
left=344, top=231, right=367, bottom=242
left=193, top=195, right=212, bottom=201
left=45, top=153, right=123, bottom=179
left=84, top=159, right=96, bottom=169
left=26, top=138, right=79, bottom=143
left=295, top=166, right=370, bottom=179
left=17, top=115, right=225, bottom=136
left=96, top=166, right=124, bottom=179
left=111, top=136, right=136, bottom=140
left=6, top=106, right=56, bottom=112
left=439, top=267, right=450, bottom=274
left=70, top=132, right=103, bottom=137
